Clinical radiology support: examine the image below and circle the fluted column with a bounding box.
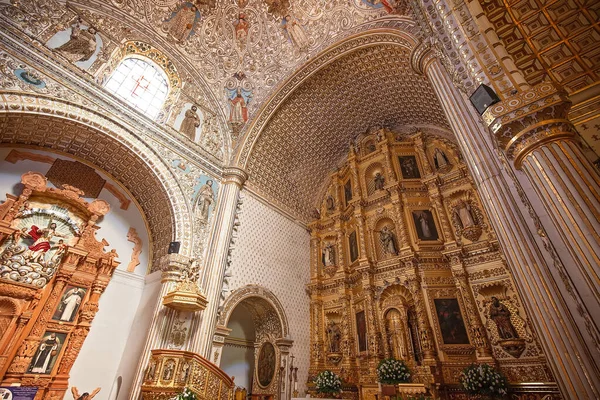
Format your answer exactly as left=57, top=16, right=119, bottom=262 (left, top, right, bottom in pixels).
left=192, top=167, right=247, bottom=358
left=414, top=44, right=600, bottom=398
left=128, top=253, right=189, bottom=400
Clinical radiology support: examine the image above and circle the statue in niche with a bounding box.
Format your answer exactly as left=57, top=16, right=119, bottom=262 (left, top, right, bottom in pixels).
left=180, top=105, right=201, bottom=141
left=322, top=243, right=335, bottom=266
left=163, top=359, right=176, bottom=380
left=281, top=14, right=309, bottom=50
left=54, top=20, right=98, bottom=63
left=377, top=226, right=398, bottom=255
left=194, top=180, right=214, bottom=222
left=453, top=200, right=476, bottom=228
left=234, top=13, right=250, bottom=46
left=489, top=297, right=518, bottom=340
left=71, top=387, right=101, bottom=400
left=326, top=195, right=335, bottom=211
left=326, top=321, right=342, bottom=353
left=433, top=148, right=450, bottom=170
left=228, top=87, right=249, bottom=124
left=374, top=172, right=385, bottom=190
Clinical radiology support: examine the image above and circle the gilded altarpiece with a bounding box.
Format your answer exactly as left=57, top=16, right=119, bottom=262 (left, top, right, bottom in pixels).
left=307, top=129, right=554, bottom=399
left=0, top=172, right=119, bottom=400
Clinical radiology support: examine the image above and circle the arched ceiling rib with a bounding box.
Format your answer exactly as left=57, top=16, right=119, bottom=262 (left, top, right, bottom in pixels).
left=245, top=43, right=451, bottom=222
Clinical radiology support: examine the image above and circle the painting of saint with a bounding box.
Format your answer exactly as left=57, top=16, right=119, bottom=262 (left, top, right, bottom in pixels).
left=281, top=14, right=309, bottom=50
left=227, top=87, right=252, bottom=125
left=434, top=299, right=470, bottom=344
left=257, top=342, right=276, bottom=387
left=234, top=13, right=250, bottom=46
left=164, top=3, right=201, bottom=42
left=398, top=156, right=421, bottom=179
left=344, top=180, right=353, bottom=205
left=349, top=231, right=359, bottom=262
left=28, top=331, right=66, bottom=374
left=412, top=210, right=439, bottom=241
left=355, top=310, right=367, bottom=352
left=53, top=285, right=87, bottom=322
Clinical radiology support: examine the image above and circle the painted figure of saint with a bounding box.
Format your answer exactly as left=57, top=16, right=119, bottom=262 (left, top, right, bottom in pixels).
left=282, top=14, right=309, bottom=50
left=194, top=180, right=214, bottom=221
left=489, top=296, right=518, bottom=339
left=418, top=213, right=432, bottom=238
left=180, top=105, right=201, bottom=141
left=228, top=88, right=248, bottom=124
left=57, top=288, right=85, bottom=322
left=30, top=332, right=61, bottom=374
left=374, top=172, right=385, bottom=190
left=166, top=5, right=198, bottom=42
left=235, top=13, right=250, bottom=45
left=55, top=22, right=98, bottom=63
left=326, top=195, right=335, bottom=211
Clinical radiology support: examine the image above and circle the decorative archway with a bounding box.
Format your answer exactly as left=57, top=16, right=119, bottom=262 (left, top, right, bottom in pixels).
left=0, top=93, right=193, bottom=264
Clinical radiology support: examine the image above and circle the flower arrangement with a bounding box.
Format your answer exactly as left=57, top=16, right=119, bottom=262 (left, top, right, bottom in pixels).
left=173, top=387, right=197, bottom=400
left=460, top=363, right=508, bottom=398
left=377, top=358, right=411, bottom=384
left=314, top=370, right=342, bottom=395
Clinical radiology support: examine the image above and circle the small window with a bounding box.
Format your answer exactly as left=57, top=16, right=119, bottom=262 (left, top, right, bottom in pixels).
left=104, top=57, right=169, bottom=119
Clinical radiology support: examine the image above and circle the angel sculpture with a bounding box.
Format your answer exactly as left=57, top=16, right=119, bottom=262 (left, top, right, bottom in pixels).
left=72, top=387, right=101, bottom=400
left=55, top=20, right=98, bottom=63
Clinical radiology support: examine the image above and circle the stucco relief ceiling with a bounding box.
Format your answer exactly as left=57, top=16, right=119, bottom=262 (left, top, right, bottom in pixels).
left=245, top=43, right=450, bottom=221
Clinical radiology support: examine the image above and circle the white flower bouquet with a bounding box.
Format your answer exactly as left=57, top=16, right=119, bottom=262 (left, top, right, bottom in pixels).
left=377, top=358, right=411, bottom=384
left=173, top=387, right=197, bottom=400
left=314, top=370, right=342, bottom=394
left=460, top=363, right=508, bottom=398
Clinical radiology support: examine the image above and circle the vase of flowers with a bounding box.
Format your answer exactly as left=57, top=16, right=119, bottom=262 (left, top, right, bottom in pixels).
left=172, top=387, right=197, bottom=400
left=377, top=358, right=411, bottom=398
left=460, top=363, right=508, bottom=399
left=313, top=370, right=342, bottom=398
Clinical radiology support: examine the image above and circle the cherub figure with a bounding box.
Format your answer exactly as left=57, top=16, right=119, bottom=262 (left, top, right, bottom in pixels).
left=71, top=387, right=101, bottom=400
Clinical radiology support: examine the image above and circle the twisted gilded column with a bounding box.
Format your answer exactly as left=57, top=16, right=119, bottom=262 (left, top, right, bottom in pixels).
left=193, top=167, right=247, bottom=357
left=413, top=43, right=600, bottom=398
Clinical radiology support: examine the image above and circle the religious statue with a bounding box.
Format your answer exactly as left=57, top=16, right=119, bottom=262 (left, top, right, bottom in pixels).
left=50, top=239, right=68, bottom=263
left=181, top=362, right=191, bottom=382
left=25, top=222, right=66, bottom=263
left=322, top=244, right=335, bottom=266
left=433, top=148, right=449, bottom=170
left=54, top=21, right=98, bottom=63
left=166, top=5, right=198, bottom=42
left=180, top=105, right=201, bottom=141
left=489, top=297, right=518, bottom=339
left=282, top=14, right=309, bottom=50
left=194, top=180, right=214, bottom=222
left=30, top=332, right=61, bottom=374
left=71, top=387, right=101, bottom=400
left=378, top=226, right=398, bottom=255
left=234, top=13, right=250, bottom=45
left=265, top=0, right=290, bottom=16
left=454, top=200, right=476, bottom=228
left=326, top=321, right=341, bottom=353
left=56, top=287, right=85, bottom=322
left=325, top=195, right=335, bottom=211
left=229, top=88, right=249, bottom=124
left=374, top=172, right=385, bottom=190
left=163, top=359, right=175, bottom=380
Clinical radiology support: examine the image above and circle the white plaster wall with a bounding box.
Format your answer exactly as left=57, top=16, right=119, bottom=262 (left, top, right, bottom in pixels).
left=221, top=306, right=256, bottom=391
left=225, top=192, right=311, bottom=395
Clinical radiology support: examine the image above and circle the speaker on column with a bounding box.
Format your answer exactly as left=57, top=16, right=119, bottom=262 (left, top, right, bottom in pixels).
left=168, top=241, right=181, bottom=254
left=470, top=84, right=500, bottom=115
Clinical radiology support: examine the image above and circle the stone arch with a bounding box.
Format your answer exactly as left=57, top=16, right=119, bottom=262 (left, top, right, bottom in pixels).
left=0, top=93, right=193, bottom=264
left=218, top=285, right=289, bottom=338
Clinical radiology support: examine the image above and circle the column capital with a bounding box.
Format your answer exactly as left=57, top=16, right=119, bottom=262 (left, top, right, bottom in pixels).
left=484, top=82, right=576, bottom=168
left=222, top=167, right=248, bottom=187
left=159, top=253, right=191, bottom=282
left=410, top=38, right=437, bottom=75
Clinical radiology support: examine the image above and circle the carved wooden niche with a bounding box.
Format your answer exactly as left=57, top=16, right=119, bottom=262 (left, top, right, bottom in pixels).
left=0, top=172, right=119, bottom=400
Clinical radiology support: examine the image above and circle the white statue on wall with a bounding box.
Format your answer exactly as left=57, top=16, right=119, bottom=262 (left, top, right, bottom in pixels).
left=194, top=180, right=214, bottom=222
left=322, top=243, right=335, bottom=266
left=179, top=105, right=201, bottom=141
left=454, top=200, right=476, bottom=228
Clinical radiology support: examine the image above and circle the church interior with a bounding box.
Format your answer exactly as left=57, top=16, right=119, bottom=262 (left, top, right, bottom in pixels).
left=0, top=0, right=598, bottom=399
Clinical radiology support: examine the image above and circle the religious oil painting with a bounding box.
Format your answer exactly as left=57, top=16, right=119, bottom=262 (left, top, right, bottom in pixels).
left=349, top=230, right=359, bottom=262
left=434, top=298, right=470, bottom=344
left=344, top=179, right=353, bottom=205
left=52, top=285, right=87, bottom=322
left=356, top=310, right=367, bottom=352
left=398, top=155, right=421, bottom=179
left=28, top=331, right=67, bottom=374
left=412, top=210, right=439, bottom=241
left=257, top=341, right=276, bottom=387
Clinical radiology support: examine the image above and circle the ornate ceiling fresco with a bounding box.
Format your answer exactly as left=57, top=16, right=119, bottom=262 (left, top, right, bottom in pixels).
left=245, top=42, right=451, bottom=221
